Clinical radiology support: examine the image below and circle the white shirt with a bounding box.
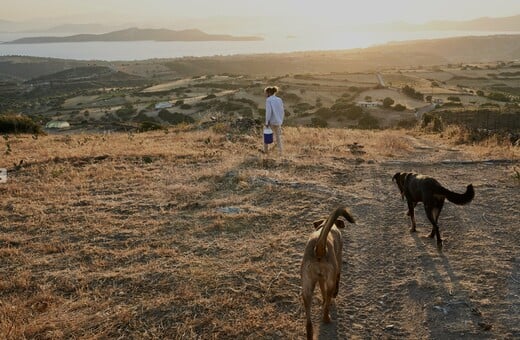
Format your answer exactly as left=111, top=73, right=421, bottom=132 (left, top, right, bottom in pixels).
left=265, top=95, right=285, bottom=126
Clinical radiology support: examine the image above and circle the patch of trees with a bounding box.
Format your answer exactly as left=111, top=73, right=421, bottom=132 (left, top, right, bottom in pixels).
left=158, top=109, right=195, bottom=125
left=402, top=85, right=424, bottom=101
left=357, top=113, right=380, bottom=129
left=486, top=92, right=510, bottom=102
left=0, top=114, right=43, bottom=134
left=116, top=103, right=137, bottom=119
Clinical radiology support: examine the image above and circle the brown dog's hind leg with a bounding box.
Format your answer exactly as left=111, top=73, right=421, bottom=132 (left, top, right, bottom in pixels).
left=319, top=280, right=333, bottom=323
left=333, top=272, right=340, bottom=298
left=303, top=280, right=316, bottom=340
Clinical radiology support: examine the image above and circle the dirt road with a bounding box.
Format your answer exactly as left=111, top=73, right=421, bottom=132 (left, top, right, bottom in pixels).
left=279, top=136, right=519, bottom=339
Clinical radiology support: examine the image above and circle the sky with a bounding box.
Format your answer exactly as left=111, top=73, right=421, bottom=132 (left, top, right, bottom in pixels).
left=2, top=0, right=520, bottom=34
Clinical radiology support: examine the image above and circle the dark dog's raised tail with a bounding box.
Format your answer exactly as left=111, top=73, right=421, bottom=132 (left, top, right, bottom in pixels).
left=439, top=184, right=475, bottom=205
left=314, top=207, right=355, bottom=258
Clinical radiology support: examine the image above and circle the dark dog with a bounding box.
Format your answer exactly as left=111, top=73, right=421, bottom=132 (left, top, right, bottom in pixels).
left=301, top=206, right=355, bottom=340
left=392, top=172, right=474, bottom=247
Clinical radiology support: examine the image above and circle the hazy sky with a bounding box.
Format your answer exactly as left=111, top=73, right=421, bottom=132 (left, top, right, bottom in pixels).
left=3, top=0, right=520, bottom=31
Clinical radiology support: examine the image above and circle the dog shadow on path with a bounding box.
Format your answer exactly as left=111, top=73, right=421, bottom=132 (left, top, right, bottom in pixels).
left=317, top=304, right=339, bottom=340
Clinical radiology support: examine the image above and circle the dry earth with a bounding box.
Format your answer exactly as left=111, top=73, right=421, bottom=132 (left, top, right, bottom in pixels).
left=0, top=127, right=518, bottom=339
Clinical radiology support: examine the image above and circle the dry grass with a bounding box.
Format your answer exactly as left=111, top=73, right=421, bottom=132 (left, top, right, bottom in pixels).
left=0, top=127, right=518, bottom=339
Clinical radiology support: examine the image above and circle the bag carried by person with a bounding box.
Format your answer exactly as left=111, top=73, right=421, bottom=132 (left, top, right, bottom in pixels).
left=263, top=127, right=273, bottom=144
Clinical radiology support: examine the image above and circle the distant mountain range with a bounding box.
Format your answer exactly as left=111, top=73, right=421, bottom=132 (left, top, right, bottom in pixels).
left=4, top=27, right=263, bottom=44
left=361, top=15, right=520, bottom=32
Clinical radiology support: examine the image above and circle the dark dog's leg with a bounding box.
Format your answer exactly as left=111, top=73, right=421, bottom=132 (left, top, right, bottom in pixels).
left=425, top=203, right=443, bottom=247
left=407, top=200, right=417, bottom=232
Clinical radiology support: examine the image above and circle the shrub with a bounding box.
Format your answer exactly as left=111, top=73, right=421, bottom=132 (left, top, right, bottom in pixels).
left=344, top=106, right=363, bottom=120
left=158, top=109, right=195, bottom=125
left=402, top=85, right=424, bottom=101
left=314, top=107, right=334, bottom=119
left=382, top=97, right=395, bottom=108
left=202, top=94, right=217, bottom=101
left=393, top=104, right=406, bottom=111
left=358, top=113, right=380, bottom=129
left=139, top=121, right=164, bottom=132
left=0, top=114, right=43, bottom=134
left=310, top=117, right=328, bottom=127
left=487, top=92, right=510, bottom=102
left=180, top=104, right=192, bottom=110
left=116, top=103, right=136, bottom=119
left=447, top=96, right=461, bottom=102
left=396, top=117, right=418, bottom=129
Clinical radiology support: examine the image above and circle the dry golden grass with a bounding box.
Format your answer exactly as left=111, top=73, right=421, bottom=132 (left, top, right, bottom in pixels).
left=1, top=126, right=518, bottom=339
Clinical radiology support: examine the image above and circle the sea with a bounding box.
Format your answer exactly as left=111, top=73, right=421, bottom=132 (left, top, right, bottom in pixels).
left=0, top=30, right=518, bottom=61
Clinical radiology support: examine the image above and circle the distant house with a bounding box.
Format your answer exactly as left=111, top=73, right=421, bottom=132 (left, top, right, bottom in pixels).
left=432, top=98, right=444, bottom=104
left=155, top=102, right=173, bottom=109
left=356, top=101, right=380, bottom=108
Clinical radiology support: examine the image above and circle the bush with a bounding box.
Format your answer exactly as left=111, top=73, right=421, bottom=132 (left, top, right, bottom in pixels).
left=393, top=104, right=406, bottom=111
left=310, top=117, right=328, bottom=128
left=382, top=97, right=395, bottom=108
left=158, top=109, right=195, bottom=125
left=343, top=106, right=363, bottom=120
left=0, top=114, right=43, bottom=134
left=402, top=85, right=424, bottom=101
left=116, top=103, right=136, bottom=119
left=487, top=92, right=510, bottom=102
left=202, top=94, right=217, bottom=101
left=180, top=104, right=192, bottom=110
left=314, top=107, right=334, bottom=119
left=396, top=118, right=418, bottom=129
left=139, top=121, right=164, bottom=132
left=358, top=113, right=380, bottom=129
left=447, top=96, right=461, bottom=102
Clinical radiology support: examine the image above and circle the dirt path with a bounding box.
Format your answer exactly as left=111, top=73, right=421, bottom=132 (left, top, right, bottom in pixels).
left=302, top=137, right=519, bottom=339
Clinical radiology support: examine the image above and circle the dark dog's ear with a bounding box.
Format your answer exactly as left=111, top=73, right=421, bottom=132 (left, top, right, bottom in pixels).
left=392, top=172, right=400, bottom=182
left=335, top=219, right=346, bottom=229
left=313, top=219, right=325, bottom=230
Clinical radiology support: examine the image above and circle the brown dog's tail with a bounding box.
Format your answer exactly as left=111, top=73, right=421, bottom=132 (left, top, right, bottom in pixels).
left=439, top=184, right=475, bottom=205
left=315, top=206, right=355, bottom=259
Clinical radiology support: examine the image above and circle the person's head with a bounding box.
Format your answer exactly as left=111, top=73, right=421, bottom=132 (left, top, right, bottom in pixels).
left=264, top=86, right=278, bottom=97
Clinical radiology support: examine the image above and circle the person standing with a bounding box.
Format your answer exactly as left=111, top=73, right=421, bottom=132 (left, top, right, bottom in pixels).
left=264, top=86, right=285, bottom=155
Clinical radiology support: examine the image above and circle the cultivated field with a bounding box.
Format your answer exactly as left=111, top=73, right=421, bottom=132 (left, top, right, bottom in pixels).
left=1, top=127, right=518, bottom=339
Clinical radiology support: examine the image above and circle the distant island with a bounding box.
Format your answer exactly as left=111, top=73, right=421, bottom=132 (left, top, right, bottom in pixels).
left=4, top=27, right=263, bottom=44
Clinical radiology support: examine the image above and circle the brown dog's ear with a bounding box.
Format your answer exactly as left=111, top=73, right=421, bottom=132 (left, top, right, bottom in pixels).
left=335, top=219, right=346, bottom=229
left=392, top=172, right=400, bottom=182
left=313, top=219, right=325, bottom=230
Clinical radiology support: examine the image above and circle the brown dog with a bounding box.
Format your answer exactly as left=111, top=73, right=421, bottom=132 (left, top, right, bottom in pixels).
left=301, top=206, right=355, bottom=340
left=393, top=172, right=474, bottom=247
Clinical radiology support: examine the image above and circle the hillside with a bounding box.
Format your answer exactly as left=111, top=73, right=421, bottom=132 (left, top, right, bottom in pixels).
left=0, top=127, right=518, bottom=338
left=5, top=27, right=263, bottom=44
left=1, top=34, right=519, bottom=81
